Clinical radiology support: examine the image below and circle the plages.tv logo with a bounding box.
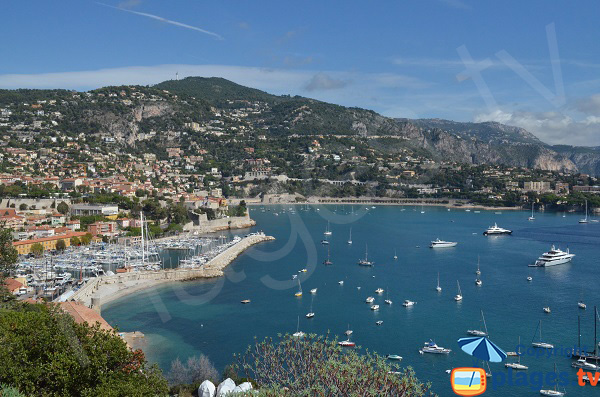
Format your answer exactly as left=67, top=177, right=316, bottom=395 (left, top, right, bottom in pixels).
left=451, top=368, right=487, bottom=396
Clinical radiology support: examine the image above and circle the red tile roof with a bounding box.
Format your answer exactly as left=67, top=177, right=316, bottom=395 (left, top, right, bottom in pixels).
left=58, top=301, right=113, bottom=331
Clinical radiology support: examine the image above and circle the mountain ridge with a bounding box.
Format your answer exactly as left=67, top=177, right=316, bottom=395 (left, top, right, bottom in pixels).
left=1, top=76, right=599, bottom=175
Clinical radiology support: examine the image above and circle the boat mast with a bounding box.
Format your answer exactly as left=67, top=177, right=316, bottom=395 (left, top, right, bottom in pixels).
left=595, top=306, right=598, bottom=356
left=140, top=211, right=145, bottom=266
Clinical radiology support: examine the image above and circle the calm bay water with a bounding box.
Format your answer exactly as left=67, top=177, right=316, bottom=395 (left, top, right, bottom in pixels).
left=103, top=205, right=600, bottom=396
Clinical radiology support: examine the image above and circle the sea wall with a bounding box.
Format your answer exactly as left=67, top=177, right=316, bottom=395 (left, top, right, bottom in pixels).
left=71, top=233, right=274, bottom=308
left=184, top=213, right=256, bottom=233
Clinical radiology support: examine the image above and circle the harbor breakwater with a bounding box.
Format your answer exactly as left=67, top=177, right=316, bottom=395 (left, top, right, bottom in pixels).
left=71, top=233, right=275, bottom=310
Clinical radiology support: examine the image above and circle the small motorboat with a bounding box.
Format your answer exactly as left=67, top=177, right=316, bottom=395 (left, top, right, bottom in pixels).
left=386, top=354, right=402, bottom=361
left=543, top=307, right=551, bottom=314
left=376, top=320, right=383, bottom=326
left=310, top=288, right=317, bottom=294
left=240, top=299, right=251, bottom=304
left=371, top=304, right=380, bottom=311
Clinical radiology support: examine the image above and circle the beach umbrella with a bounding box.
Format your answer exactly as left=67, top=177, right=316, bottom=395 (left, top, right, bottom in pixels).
left=457, top=336, right=507, bottom=363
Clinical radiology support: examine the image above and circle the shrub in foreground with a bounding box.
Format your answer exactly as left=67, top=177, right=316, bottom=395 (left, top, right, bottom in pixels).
left=234, top=333, right=436, bottom=396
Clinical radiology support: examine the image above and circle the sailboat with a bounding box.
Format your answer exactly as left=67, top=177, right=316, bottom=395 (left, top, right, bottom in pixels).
left=579, top=199, right=589, bottom=224
left=292, top=316, right=305, bottom=338
left=324, top=221, right=332, bottom=236
left=358, top=244, right=374, bottom=266
left=347, top=227, right=353, bottom=245
left=505, top=336, right=528, bottom=370
left=384, top=290, right=392, bottom=305
left=393, top=249, right=398, bottom=260
left=323, top=244, right=333, bottom=265
left=294, top=278, right=303, bottom=297
left=529, top=202, right=535, bottom=221
left=454, top=280, right=463, bottom=301
left=467, top=310, right=488, bottom=336
left=475, top=257, right=481, bottom=275
left=540, top=363, right=565, bottom=396
left=344, top=324, right=353, bottom=336
left=420, top=205, right=425, bottom=214
left=475, top=275, right=482, bottom=286
left=306, top=295, right=315, bottom=318
left=571, top=306, right=600, bottom=361
left=532, top=320, right=554, bottom=349
left=338, top=328, right=355, bottom=347
left=436, top=272, right=442, bottom=292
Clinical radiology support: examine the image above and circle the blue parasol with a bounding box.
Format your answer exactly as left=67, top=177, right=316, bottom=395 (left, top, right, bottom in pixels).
left=457, top=336, right=507, bottom=363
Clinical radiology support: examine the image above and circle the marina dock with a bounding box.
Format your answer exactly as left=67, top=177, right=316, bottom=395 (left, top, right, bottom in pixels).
left=71, top=233, right=275, bottom=309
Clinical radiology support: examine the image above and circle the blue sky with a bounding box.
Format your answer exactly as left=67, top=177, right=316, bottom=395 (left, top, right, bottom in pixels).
left=2, top=0, right=600, bottom=145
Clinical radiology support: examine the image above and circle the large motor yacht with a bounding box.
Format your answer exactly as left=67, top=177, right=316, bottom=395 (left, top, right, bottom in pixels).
left=529, top=245, right=575, bottom=267
left=430, top=239, right=457, bottom=248
left=483, top=223, right=512, bottom=236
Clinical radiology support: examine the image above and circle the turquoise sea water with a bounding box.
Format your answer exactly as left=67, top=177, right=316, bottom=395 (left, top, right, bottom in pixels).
left=103, top=205, right=600, bottom=396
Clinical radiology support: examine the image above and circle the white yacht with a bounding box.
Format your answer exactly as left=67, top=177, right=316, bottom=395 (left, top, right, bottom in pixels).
left=578, top=301, right=587, bottom=309
left=579, top=199, right=589, bottom=224
left=375, top=288, right=384, bottom=294
left=530, top=246, right=575, bottom=267
left=358, top=244, right=374, bottom=266
left=420, top=340, right=451, bottom=354
left=467, top=329, right=487, bottom=337
left=370, top=304, right=380, bottom=311
left=531, top=320, right=554, bottom=349
left=483, top=223, right=512, bottom=236
left=430, top=239, right=457, bottom=248
left=540, top=364, right=565, bottom=396
left=324, top=221, right=332, bottom=236
left=543, top=307, right=551, bottom=314
left=384, top=299, right=393, bottom=305
left=454, top=281, right=463, bottom=301
left=529, top=202, right=536, bottom=221
left=572, top=358, right=598, bottom=370
left=365, top=296, right=375, bottom=303
left=403, top=299, right=416, bottom=307
left=292, top=316, right=305, bottom=338
left=505, top=337, right=528, bottom=370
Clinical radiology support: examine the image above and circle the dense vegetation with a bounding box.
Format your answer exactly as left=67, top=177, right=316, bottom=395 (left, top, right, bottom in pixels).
left=234, top=334, right=435, bottom=396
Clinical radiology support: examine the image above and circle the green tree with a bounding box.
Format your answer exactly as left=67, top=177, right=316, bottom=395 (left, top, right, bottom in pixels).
left=70, top=236, right=81, bottom=246
left=80, top=233, right=93, bottom=245
left=0, top=303, right=169, bottom=396
left=55, top=239, right=67, bottom=251
left=18, top=203, right=27, bottom=211
left=0, top=228, right=18, bottom=277
left=31, top=243, right=44, bottom=258
left=56, top=201, right=69, bottom=215
left=235, top=334, right=433, bottom=396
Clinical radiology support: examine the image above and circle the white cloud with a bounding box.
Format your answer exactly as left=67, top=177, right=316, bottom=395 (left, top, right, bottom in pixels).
left=474, top=108, right=600, bottom=146
left=304, top=73, right=348, bottom=91
left=574, top=94, right=600, bottom=116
